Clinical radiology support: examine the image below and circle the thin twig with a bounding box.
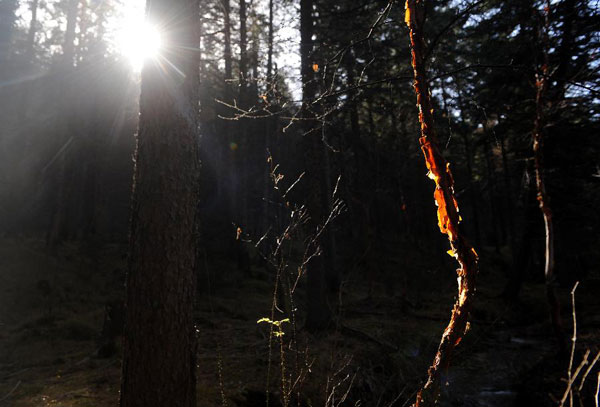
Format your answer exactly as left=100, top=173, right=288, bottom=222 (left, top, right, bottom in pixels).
left=568, top=282, right=581, bottom=391
left=560, top=350, right=591, bottom=407
left=0, top=381, right=21, bottom=403
left=595, top=372, right=599, bottom=407
left=578, top=351, right=600, bottom=393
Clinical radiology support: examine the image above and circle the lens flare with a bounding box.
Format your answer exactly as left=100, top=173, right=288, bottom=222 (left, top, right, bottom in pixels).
left=115, top=20, right=162, bottom=71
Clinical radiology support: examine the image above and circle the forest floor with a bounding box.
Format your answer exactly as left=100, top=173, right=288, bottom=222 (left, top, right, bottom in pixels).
left=0, top=237, right=599, bottom=407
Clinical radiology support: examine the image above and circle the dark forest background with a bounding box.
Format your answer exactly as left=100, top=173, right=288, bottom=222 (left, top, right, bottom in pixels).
left=0, top=0, right=599, bottom=406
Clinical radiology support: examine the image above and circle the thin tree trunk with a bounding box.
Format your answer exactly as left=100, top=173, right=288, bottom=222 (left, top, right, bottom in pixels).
left=239, top=0, right=247, bottom=104
left=219, top=0, right=237, bottom=229
left=222, top=0, right=232, bottom=81
left=26, top=0, right=39, bottom=64
left=499, top=131, right=520, bottom=299
left=46, top=0, right=80, bottom=248
left=46, top=154, right=70, bottom=249
left=262, top=0, right=275, bottom=234
left=266, top=0, right=274, bottom=83
left=447, top=80, right=482, bottom=248
left=482, top=131, right=501, bottom=251
left=75, top=0, right=89, bottom=64
left=461, top=135, right=482, bottom=249
left=17, top=0, right=39, bottom=132
left=301, top=0, right=331, bottom=331
left=533, top=0, right=565, bottom=355
left=119, top=0, right=200, bottom=405
left=405, top=1, right=479, bottom=405
left=553, top=0, right=576, bottom=100
left=237, top=0, right=249, bottom=233
left=344, top=54, right=366, bottom=242
left=62, top=0, right=79, bottom=67
left=0, top=0, right=18, bottom=70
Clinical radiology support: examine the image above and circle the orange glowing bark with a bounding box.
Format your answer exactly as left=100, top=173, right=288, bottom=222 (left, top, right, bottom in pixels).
left=404, top=1, right=479, bottom=406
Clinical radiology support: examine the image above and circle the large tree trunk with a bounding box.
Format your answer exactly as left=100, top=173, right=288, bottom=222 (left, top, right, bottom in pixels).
left=119, top=0, right=201, bottom=405
left=405, top=1, right=479, bottom=405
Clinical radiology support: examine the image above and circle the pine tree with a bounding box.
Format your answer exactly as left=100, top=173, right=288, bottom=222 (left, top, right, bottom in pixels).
left=119, top=0, right=201, bottom=405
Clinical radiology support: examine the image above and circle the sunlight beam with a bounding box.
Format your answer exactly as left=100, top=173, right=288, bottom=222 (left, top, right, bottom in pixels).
left=114, top=18, right=163, bottom=71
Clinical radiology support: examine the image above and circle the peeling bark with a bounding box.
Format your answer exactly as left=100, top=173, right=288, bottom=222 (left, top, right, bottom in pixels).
left=404, top=1, right=479, bottom=405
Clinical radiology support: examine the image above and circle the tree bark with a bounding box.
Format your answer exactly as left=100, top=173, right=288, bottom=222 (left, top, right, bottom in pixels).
left=46, top=0, right=81, bottom=248
left=62, top=0, right=79, bottom=67
left=455, top=88, right=481, bottom=248
left=26, top=0, right=39, bottom=64
left=405, top=1, right=479, bottom=405
left=119, top=0, right=201, bottom=405
left=482, top=130, right=502, bottom=251
left=266, top=0, right=274, bottom=83
left=498, top=130, right=521, bottom=300
left=300, top=0, right=331, bottom=331
left=239, top=0, right=247, bottom=103
left=222, top=0, right=232, bottom=81
left=533, top=0, right=565, bottom=355
left=0, top=0, right=18, bottom=70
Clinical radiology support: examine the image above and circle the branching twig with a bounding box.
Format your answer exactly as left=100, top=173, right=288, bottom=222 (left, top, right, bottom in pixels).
left=560, top=350, right=591, bottom=407
left=578, top=351, right=600, bottom=393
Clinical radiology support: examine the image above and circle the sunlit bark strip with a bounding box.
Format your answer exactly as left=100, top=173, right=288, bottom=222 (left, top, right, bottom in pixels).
left=533, top=0, right=565, bottom=354
left=404, top=1, right=479, bottom=406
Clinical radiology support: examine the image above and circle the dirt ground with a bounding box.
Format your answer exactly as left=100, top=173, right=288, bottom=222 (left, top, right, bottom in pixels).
left=0, top=238, right=598, bottom=406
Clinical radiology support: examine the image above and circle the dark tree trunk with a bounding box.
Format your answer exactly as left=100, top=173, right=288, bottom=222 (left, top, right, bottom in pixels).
left=455, top=89, right=481, bottom=248
left=46, top=0, right=81, bottom=248
left=222, top=0, right=232, bottom=81
left=499, top=131, right=519, bottom=295
left=300, top=0, right=331, bottom=331
left=46, top=153, right=71, bottom=250
left=482, top=131, right=502, bottom=251
left=532, top=0, right=565, bottom=356
left=0, top=0, right=18, bottom=70
left=343, top=54, right=367, bottom=242
left=26, top=0, right=39, bottom=64
left=119, top=0, right=201, bottom=405
left=263, top=1, right=276, bottom=233
left=553, top=0, right=576, bottom=100
left=75, top=0, right=89, bottom=64
left=62, top=0, right=79, bottom=67
left=235, top=0, right=249, bottom=235
left=266, top=0, right=274, bottom=83
left=79, top=136, right=98, bottom=240
left=239, top=0, right=247, bottom=103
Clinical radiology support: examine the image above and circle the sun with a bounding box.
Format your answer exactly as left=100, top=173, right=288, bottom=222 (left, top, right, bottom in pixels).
left=114, top=18, right=163, bottom=71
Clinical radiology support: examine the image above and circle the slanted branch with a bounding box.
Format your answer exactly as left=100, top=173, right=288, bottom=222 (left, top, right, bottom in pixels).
left=404, top=1, right=479, bottom=405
